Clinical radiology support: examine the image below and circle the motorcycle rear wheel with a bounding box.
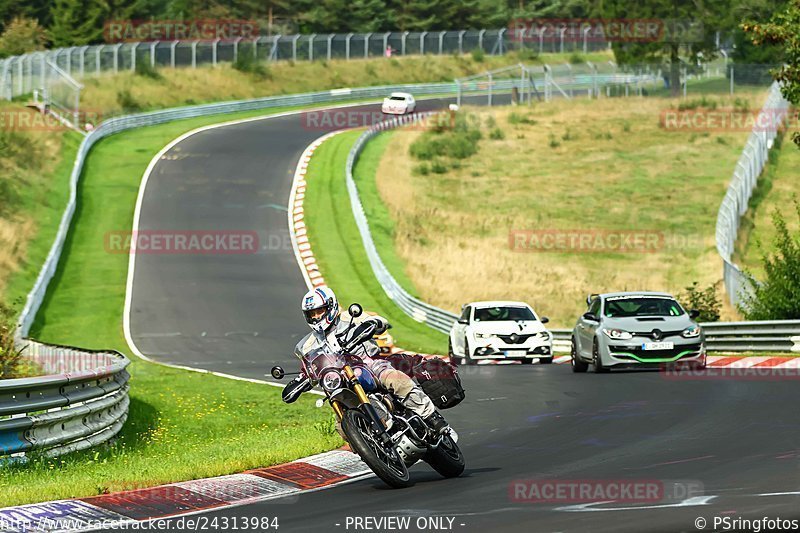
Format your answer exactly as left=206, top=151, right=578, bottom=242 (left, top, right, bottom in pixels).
left=425, top=433, right=465, bottom=478
left=342, top=409, right=412, bottom=488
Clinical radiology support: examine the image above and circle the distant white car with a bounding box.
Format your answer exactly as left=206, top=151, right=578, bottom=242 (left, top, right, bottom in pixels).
left=448, top=301, right=553, bottom=365
left=381, top=92, right=416, bottom=115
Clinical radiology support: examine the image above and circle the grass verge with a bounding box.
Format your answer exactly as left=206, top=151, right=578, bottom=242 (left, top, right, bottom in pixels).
left=1, top=106, right=345, bottom=508
left=303, top=131, right=447, bottom=355
left=373, top=91, right=770, bottom=327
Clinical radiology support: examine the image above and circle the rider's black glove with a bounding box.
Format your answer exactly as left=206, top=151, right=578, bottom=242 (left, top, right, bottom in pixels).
left=282, top=375, right=311, bottom=403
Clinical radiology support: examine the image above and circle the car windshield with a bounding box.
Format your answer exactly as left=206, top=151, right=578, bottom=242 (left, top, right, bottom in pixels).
left=389, top=95, right=407, bottom=101
left=473, top=306, right=535, bottom=322
left=603, top=297, right=685, bottom=317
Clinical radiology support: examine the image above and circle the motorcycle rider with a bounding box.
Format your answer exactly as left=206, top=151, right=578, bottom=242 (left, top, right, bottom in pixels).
left=282, top=285, right=450, bottom=435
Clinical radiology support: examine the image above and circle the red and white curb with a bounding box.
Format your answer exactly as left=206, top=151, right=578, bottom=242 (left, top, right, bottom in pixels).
left=0, top=450, right=370, bottom=532
left=551, top=354, right=800, bottom=367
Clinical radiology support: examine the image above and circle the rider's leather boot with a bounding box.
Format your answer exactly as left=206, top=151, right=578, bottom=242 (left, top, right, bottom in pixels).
left=425, top=411, right=449, bottom=436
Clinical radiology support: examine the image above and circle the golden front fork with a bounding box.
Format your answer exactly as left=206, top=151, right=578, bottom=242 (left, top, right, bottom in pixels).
left=343, top=365, right=370, bottom=404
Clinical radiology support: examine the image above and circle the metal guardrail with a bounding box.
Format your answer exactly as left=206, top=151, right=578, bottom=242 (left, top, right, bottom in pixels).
left=1, top=339, right=129, bottom=459
left=715, top=82, right=791, bottom=309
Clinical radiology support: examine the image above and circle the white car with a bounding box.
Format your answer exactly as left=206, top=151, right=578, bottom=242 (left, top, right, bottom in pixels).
left=381, top=92, right=416, bottom=115
left=448, top=301, right=553, bottom=365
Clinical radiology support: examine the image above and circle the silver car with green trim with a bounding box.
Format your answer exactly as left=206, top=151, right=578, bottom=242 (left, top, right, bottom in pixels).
left=571, top=292, right=706, bottom=373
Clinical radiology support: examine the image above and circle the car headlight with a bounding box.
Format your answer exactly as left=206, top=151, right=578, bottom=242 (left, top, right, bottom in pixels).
left=475, top=332, right=493, bottom=339
left=321, top=370, right=343, bottom=392
left=537, top=331, right=550, bottom=339
left=603, top=328, right=633, bottom=340
left=682, top=325, right=701, bottom=338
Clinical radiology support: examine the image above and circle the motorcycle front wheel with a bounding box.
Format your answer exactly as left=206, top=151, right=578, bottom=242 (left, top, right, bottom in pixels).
left=424, top=434, right=465, bottom=478
left=342, top=409, right=412, bottom=488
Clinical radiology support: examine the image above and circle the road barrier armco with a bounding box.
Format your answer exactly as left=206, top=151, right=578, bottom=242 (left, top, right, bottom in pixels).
left=0, top=340, right=129, bottom=459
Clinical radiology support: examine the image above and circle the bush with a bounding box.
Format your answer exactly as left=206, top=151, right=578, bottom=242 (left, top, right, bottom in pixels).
left=409, top=111, right=481, bottom=162
left=116, top=89, right=142, bottom=112
left=548, top=133, right=560, bottom=148
left=0, top=17, right=46, bottom=58
left=412, top=163, right=430, bottom=176
left=741, top=199, right=800, bottom=319
left=569, top=53, right=585, bottom=65
left=679, top=282, right=721, bottom=322
left=471, top=48, right=485, bottom=63
left=517, top=47, right=538, bottom=62
left=233, top=52, right=272, bottom=80
left=135, top=60, right=162, bottom=80
left=0, top=302, right=24, bottom=379
left=508, top=112, right=537, bottom=126
left=489, top=127, right=505, bottom=140
left=430, top=160, right=448, bottom=174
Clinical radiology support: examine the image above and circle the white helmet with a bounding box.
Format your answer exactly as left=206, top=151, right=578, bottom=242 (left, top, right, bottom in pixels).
left=301, top=286, right=339, bottom=334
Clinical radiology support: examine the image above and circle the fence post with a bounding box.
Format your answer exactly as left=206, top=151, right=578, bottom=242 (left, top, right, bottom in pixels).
left=113, top=43, right=122, bottom=73
left=345, top=33, right=353, bottom=60
left=539, top=28, right=544, bottom=54
left=270, top=34, right=280, bottom=61
left=150, top=41, right=158, bottom=68
left=309, top=34, right=315, bottom=61
left=253, top=37, right=259, bottom=59
left=458, top=30, right=465, bottom=54
left=439, top=31, right=446, bottom=54
left=498, top=28, right=506, bottom=55
left=402, top=31, right=409, bottom=55
left=559, top=27, right=566, bottom=54
left=364, top=33, right=371, bottom=58
left=730, top=64, right=734, bottom=95
left=478, top=29, right=486, bottom=51
left=212, top=38, right=219, bottom=66
left=327, top=34, right=333, bottom=61
left=79, top=46, right=88, bottom=78
left=457, top=79, right=462, bottom=106
left=95, top=45, right=102, bottom=75
left=191, top=41, right=198, bottom=68
left=66, top=47, right=72, bottom=76
left=420, top=31, right=427, bottom=55
left=383, top=32, right=390, bottom=56
left=583, top=27, right=590, bottom=54
left=170, top=41, right=178, bottom=68
left=131, top=42, right=139, bottom=72
left=292, top=34, right=300, bottom=61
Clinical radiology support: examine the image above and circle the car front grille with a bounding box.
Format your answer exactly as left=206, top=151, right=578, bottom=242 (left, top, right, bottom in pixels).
left=497, top=334, right=536, bottom=344
left=609, top=343, right=702, bottom=360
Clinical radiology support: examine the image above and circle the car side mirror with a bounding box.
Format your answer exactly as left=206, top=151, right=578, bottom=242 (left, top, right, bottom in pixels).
left=540, top=316, right=549, bottom=324
left=271, top=366, right=285, bottom=380
left=458, top=318, right=469, bottom=325
left=689, top=309, right=700, bottom=319
left=582, top=312, right=598, bottom=322
left=386, top=323, right=393, bottom=329
left=348, top=303, right=363, bottom=318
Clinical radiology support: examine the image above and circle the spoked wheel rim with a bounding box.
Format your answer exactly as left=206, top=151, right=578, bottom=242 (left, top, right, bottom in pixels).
left=352, top=411, right=407, bottom=478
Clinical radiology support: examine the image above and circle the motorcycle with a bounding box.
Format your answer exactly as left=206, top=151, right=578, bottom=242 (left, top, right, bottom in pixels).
left=271, top=303, right=465, bottom=488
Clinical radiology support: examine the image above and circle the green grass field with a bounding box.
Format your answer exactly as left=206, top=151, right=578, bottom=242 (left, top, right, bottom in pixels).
left=303, top=131, right=447, bottom=355
left=2, top=106, right=345, bottom=507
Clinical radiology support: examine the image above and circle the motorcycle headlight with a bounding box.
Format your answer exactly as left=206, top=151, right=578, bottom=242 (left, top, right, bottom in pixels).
left=682, top=325, right=701, bottom=338
left=321, top=370, right=342, bottom=392
left=475, top=332, right=492, bottom=339
left=603, top=328, right=633, bottom=340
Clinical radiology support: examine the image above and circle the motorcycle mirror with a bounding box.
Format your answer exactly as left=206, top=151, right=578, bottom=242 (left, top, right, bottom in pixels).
left=348, top=303, right=363, bottom=318
left=271, top=366, right=285, bottom=380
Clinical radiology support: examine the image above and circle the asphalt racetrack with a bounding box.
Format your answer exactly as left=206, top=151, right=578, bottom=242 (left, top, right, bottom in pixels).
left=127, top=98, right=800, bottom=533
